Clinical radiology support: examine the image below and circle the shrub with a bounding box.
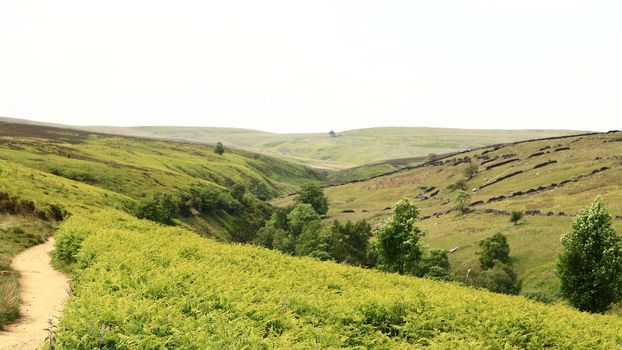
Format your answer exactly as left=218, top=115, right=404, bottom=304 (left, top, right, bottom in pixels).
left=557, top=198, right=622, bottom=313
left=418, top=249, right=452, bottom=280
left=135, top=193, right=179, bottom=225
left=296, top=183, right=329, bottom=216
left=250, top=182, right=272, bottom=201
left=478, top=232, right=510, bottom=270
left=476, top=262, right=520, bottom=295
left=448, top=178, right=468, bottom=192
left=231, top=184, right=246, bottom=203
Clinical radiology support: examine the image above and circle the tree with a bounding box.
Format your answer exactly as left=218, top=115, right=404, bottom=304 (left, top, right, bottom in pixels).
left=557, top=199, right=622, bottom=313
left=454, top=190, right=471, bottom=214
left=463, top=163, right=479, bottom=180
left=510, top=211, right=523, bottom=226
left=296, top=183, right=329, bottom=216
left=295, top=221, right=331, bottom=260
left=478, top=232, right=510, bottom=270
left=287, top=203, right=321, bottom=236
left=326, top=219, right=372, bottom=266
left=328, top=130, right=336, bottom=137
left=376, top=198, right=424, bottom=274
left=214, top=142, right=225, bottom=155
left=418, top=249, right=452, bottom=280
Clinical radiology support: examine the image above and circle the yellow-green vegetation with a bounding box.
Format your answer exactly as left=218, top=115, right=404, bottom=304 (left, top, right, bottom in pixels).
left=0, top=213, right=55, bottom=328
left=0, top=122, right=324, bottom=240
left=77, top=122, right=584, bottom=169
left=54, top=210, right=622, bottom=349
left=275, top=132, right=622, bottom=299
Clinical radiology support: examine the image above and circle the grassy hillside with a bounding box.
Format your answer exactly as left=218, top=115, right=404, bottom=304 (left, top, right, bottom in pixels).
left=0, top=121, right=325, bottom=240
left=53, top=210, right=622, bottom=349
left=274, top=131, right=622, bottom=299
left=81, top=125, right=585, bottom=169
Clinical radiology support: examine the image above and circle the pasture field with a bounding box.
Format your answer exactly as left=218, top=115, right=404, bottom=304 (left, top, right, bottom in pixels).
left=274, top=131, right=622, bottom=298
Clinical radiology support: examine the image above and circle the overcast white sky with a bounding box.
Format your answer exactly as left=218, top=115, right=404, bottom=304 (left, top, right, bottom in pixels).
left=1, top=1, right=621, bottom=132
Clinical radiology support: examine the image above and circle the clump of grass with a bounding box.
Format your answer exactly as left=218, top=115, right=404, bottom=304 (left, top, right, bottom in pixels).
left=0, top=277, right=21, bottom=329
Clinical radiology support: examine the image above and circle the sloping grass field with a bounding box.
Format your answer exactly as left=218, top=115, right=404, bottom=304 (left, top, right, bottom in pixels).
left=274, top=131, right=622, bottom=299
left=54, top=210, right=622, bottom=349
left=0, top=122, right=325, bottom=240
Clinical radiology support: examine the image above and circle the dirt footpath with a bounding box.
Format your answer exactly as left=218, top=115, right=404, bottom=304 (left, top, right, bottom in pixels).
left=0, top=237, right=69, bottom=349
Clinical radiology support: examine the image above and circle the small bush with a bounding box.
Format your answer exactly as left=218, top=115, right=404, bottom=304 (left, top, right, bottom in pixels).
left=476, top=262, right=520, bottom=295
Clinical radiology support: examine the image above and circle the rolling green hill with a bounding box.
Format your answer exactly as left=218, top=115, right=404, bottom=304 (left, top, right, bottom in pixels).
left=0, top=117, right=585, bottom=169
left=273, top=131, right=622, bottom=299
left=85, top=125, right=586, bottom=169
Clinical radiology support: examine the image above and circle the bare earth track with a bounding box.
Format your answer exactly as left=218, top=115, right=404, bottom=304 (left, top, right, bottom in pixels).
left=0, top=238, right=69, bottom=349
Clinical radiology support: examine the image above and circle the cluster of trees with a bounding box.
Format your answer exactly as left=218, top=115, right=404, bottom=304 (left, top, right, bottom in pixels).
left=254, top=184, right=374, bottom=266
left=472, top=232, right=520, bottom=295
left=255, top=185, right=453, bottom=280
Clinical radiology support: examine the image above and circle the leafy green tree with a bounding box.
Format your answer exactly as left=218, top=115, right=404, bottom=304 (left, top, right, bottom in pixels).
left=214, top=142, right=225, bottom=155
left=328, top=130, right=336, bottom=137
left=254, top=226, right=287, bottom=250
left=426, top=153, right=437, bottom=163
left=476, top=262, right=520, bottom=295
left=419, top=249, right=452, bottom=280
left=135, top=193, right=179, bottom=225
left=557, top=199, right=622, bottom=313
left=295, top=221, right=332, bottom=260
left=463, top=163, right=479, bottom=180
left=327, top=219, right=372, bottom=266
left=510, top=211, right=523, bottom=226
left=376, top=198, right=423, bottom=274
left=454, top=190, right=471, bottom=214
left=287, top=203, right=321, bottom=236
left=296, top=183, right=329, bottom=216
left=478, top=232, right=510, bottom=270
